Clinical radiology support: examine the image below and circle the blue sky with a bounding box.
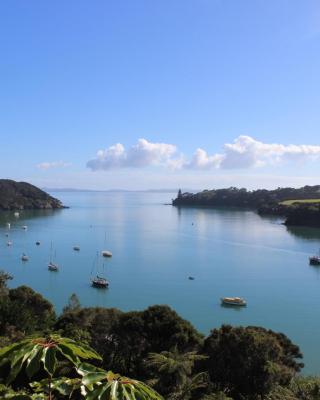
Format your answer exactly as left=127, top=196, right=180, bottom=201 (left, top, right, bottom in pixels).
left=1, top=0, right=320, bottom=190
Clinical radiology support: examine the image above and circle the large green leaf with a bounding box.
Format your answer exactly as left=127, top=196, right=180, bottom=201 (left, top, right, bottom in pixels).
left=61, top=338, right=102, bottom=360
left=0, top=335, right=101, bottom=385
left=41, top=347, right=56, bottom=377
left=79, top=365, right=163, bottom=400
left=25, top=347, right=43, bottom=379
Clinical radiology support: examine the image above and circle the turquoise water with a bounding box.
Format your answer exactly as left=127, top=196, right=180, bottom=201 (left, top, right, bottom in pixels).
left=1, top=191, right=320, bottom=374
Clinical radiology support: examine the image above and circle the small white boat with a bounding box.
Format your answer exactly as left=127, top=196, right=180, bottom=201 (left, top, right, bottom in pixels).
left=101, top=232, right=112, bottom=258
left=7, top=241, right=13, bottom=246
left=21, top=253, right=29, bottom=261
left=22, top=225, right=27, bottom=230
left=14, top=212, right=20, bottom=218
left=6, top=223, right=11, bottom=229
left=221, top=297, right=247, bottom=306
left=101, top=250, right=112, bottom=257
left=73, top=246, right=80, bottom=251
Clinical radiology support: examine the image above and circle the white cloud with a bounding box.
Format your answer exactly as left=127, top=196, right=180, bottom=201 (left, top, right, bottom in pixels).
left=87, top=138, right=177, bottom=170
left=86, top=136, right=320, bottom=172
left=37, top=161, right=71, bottom=170
left=219, top=135, right=320, bottom=169
left=184, top=148, right=224, bottom=169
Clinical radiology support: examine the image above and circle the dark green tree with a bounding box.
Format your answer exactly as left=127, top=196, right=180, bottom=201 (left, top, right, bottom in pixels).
left=63, top=293, right=81, bottom=313
left=2, top=286, right=56, bottom=336
left=0, top=270, right=12, bottom=297
left=201, top=325, right=303, bottom=400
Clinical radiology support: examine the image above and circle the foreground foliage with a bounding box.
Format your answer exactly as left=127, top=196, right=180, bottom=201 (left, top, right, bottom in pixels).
left=0, top=275, right=315, bottom=399
left=0, top=335, right=163, bottom=399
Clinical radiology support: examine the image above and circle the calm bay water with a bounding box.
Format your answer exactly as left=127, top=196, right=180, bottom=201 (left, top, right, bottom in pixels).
left=1, top=191, right=320, bottom=374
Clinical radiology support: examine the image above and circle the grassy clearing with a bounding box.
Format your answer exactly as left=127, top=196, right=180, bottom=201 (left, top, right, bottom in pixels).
left=280, top=199, right=320, bottom=206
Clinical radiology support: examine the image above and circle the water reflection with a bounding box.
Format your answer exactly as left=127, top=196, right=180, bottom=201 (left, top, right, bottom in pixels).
left=286, top=225, right=320, bottom=240
left=0, top=209, right=63, bottom=226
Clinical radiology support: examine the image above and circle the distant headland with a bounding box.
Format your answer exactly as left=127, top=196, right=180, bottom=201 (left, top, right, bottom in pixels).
left=0, top=179, right=65, bottom=210
left=172, top=186, right=320, bottom=227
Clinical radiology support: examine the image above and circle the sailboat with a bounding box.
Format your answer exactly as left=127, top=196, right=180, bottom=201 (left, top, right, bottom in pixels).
left=91, top=253, right=109, bottom=288
left=48, top=242, right=59, bottom=271
left=101, top=232, right=112, bottom=257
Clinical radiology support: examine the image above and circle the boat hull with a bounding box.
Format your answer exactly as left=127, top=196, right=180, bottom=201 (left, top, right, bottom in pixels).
left=48, top=263, right=58, bottom=271
left=91, top=280, right=109, bottom=288
left=102, top=251, right=112, bottom=257
left=221, top=298, right=246, bottom=306
left=309, top=257, right=320, bottom=266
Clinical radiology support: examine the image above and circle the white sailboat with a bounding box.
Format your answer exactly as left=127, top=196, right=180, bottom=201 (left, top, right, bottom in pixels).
left=101, top=232, right=112, bottom=257
left=48, top=242, right=59, bottom=271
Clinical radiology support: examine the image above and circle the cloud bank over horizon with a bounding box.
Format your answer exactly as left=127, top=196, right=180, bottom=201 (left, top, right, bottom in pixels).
left=87, top=136, right=320, bottom=172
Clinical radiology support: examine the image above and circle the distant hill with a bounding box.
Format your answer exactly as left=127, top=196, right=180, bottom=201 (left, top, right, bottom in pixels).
left=172, top=186, right=320, bottom=209
left=0, top=180, right=65, bottom=210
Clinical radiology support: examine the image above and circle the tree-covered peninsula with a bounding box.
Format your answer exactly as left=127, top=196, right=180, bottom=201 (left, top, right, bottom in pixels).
left=172, top=186, right=320, bottom=227
left=0, top=179, right=64, bottom=210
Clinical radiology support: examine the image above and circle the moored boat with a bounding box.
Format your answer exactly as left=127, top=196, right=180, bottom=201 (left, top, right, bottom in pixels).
left=101, top=232, right=112, bottom=257
left=48, top=262, right=59, bottom=271
left=48, top=242, right=59, bottom=271
left=21, top=253, right=29, bottom=261
left=309, top=250, right=320, bottom=265
left=101, top=250, right=112, bottom=257
left=91, top=252, right=109, bottom=289
left=221, top=297, right=247, bottom=306
left=73, top=246, right=80, bottom=251
left=91, top=275, right=109, bottom=288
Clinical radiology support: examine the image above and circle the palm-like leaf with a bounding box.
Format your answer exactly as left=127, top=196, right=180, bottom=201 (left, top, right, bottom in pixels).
left=169, top=372, right=209, bottom=400
left=77, top=363, right=164, bottom=400
left=147, top=349, right=207, bottom=387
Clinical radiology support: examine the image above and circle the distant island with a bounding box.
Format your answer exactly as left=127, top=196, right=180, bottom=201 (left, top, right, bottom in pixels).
left=172, top=186, right=320, bottom=227
left=0, top=179, right=65, bottom=210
